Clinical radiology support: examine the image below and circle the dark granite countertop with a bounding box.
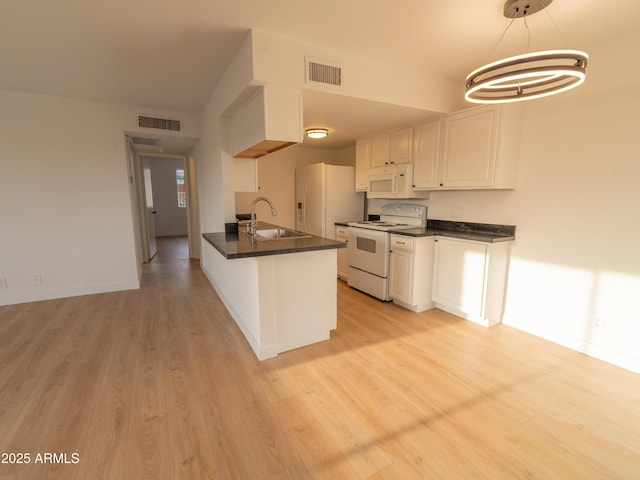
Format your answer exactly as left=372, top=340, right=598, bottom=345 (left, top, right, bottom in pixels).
left=203, top=222, right=346, bottom=259
left=392, top=219, right=515, bottom=243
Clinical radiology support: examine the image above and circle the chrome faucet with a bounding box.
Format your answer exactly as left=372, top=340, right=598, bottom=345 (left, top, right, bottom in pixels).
left=249, top=197, right=277, bottom=236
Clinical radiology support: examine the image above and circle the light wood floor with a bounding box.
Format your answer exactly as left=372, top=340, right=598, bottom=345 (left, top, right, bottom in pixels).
left=1, top=236, right=639, bottom=479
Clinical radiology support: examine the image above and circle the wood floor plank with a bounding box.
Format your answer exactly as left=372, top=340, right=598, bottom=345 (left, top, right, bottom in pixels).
left=1, top=235, right=639, bottom=479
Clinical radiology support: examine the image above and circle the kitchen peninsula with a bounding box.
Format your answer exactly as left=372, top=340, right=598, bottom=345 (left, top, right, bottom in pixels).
left=202, top=222, right=345, bottom=360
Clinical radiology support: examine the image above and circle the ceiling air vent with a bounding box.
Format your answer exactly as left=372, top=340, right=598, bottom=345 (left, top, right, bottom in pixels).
left=306, top=57, right=342, bottom=87
left=138, top=115, right=181, bottom=131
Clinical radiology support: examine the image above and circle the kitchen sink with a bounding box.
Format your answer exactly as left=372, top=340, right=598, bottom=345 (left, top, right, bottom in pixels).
left=244, top=227, right=312, bottom=241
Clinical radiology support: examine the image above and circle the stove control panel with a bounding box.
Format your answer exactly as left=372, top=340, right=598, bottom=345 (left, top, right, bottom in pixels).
left=380, top=204, right=426, bottom=219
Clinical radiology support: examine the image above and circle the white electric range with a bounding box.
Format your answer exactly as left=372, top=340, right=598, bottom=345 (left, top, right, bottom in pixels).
left=347, top=204, right=426, bottom=300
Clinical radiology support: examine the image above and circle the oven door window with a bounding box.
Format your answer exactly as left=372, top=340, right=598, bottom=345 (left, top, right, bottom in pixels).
left=348, top=229, right=389, bottom=278
left=356, top=236, right=377, bottom=253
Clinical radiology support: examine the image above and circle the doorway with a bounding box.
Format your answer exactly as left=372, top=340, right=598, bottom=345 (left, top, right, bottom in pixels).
left=125, top=134, right=200, bottom=268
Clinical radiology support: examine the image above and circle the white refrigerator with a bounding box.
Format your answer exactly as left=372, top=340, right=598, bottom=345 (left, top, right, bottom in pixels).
left=296, top=163, right=364, bottom=239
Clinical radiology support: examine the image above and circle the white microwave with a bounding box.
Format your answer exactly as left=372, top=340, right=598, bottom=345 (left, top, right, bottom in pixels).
left=367, top=164, right=420, bottom=199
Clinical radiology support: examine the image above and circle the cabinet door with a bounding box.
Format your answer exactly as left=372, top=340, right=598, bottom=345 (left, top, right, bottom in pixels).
left=412, top=120, right=442, bottom=189
left=233, top=158, right=259, bottom=192
left=390, top=249, right=413, bottom=304
left=440, top=106, right=498, bottom=188
left=355, top=139, right=371, bottom=192
left=390, top=127, right=413, bottom=164
left=335, top=227, right=350, bottom=280
left=432, top=238, right=487, bottom=318
left=370, top=133, right=391, bottom=168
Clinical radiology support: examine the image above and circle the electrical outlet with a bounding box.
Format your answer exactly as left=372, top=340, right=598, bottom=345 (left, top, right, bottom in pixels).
left=32, top=274, right=42, bottom=285
left=0, top=277, right=7, bottom=289
left=594, top=316, right=606, bottom=333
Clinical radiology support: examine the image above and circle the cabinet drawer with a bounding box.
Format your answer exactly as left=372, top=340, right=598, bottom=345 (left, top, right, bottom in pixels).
left=390, top=235, right=414, bottom=252
left=336, top=226, right=349, bottom=239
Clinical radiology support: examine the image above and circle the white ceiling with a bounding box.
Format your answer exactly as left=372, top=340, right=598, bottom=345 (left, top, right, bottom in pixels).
left=2, top=0, right=639, bottom=153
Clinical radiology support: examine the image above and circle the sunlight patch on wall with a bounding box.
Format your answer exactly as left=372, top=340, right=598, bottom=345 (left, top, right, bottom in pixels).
left=505, top=258, right=594, bottom=335
left=593, top=271, right=640, bottom=353
left=503, top=258, right=640, bottom=372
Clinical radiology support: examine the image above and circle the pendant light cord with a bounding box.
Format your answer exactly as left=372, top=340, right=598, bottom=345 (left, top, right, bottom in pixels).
left=523, top=15, right=531, bottom=52
left=491, top=0, right=568, bottom=58
left=489, top=16, right=516, bottom=58
left=539, top=0, right=569, bottom=46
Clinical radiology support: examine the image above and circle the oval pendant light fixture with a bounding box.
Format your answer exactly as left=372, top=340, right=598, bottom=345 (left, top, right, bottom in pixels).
left=465, top=0, right=588, bottom=104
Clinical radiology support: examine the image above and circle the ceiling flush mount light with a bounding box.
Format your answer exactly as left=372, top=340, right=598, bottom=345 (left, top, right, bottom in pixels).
left=465, top=0, right=588, bottom=104
left=305, top=128, right=329, bottom=139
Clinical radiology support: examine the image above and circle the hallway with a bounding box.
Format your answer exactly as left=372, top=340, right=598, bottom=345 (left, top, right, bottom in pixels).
left=148, top=235, right=191, bottom=265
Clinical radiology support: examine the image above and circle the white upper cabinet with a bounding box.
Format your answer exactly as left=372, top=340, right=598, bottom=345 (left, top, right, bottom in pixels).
left=355, top=138, right=371, bottom=192
left=369, top=127, right=414, bottom=168
left=438, top=104, right=523, bottom=189
left=370, top=133, right=391, bottom=168
left=389, top=128, right=413, bottom=165
left=354, top=104, right=522, bottom=193
left=230, top=85, right=303, bottom=159
left=412, top=119, right=442, bottom=190
left=233, top=157, right=259, bottom=192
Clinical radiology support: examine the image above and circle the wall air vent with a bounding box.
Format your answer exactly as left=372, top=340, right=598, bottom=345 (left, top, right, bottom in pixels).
left=306, top=57, right=342, bottom=88
left=138, top=115, right=181, bottom=131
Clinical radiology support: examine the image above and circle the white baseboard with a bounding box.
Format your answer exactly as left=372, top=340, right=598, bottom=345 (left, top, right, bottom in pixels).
left=503, top=315, right=640, bottom=374
left=0, top=280, right=140, bottom=306
left=435, top=303, right=494, bottom=328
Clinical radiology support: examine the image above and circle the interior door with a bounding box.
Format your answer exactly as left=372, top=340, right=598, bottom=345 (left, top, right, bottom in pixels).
left=142, top=156, right=157, bottom=261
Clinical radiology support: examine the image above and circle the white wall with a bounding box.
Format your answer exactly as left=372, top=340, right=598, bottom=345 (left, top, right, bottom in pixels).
left=234, top=144, right=355, bottom=229
left=250, top=30, right=460, bottom=113
left=0, top=90, right=199, bottom=305
left=195, top=32, right=254, bottom=238
left=147, top=156, right=188, bottom=236
left=427, top=30, right=640, bottom=372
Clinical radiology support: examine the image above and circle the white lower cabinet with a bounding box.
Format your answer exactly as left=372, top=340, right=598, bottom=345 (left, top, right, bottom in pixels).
left=335, top=226, right=350, bottom=281
left=431, top=237, right=510, bottom=327
left=389, top=235, right=435, bottom=312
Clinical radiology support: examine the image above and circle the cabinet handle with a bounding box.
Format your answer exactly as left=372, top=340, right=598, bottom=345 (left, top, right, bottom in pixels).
left=439, top=183, right=444, bottom=187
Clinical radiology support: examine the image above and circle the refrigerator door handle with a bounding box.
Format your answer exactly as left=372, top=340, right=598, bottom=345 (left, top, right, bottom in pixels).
left=303, top=183, right=308, bottom=232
